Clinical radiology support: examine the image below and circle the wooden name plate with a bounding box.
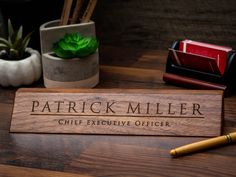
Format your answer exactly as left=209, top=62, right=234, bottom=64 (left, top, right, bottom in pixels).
left=10, top=88, right=223, bottom=136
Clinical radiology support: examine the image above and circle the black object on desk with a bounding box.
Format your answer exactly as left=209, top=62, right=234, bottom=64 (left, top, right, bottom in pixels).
left=163, top=40, right=236, bottom=96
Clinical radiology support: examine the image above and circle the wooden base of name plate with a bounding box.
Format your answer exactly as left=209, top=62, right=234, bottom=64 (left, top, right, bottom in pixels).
left=10, top=88, right=223, bottom=136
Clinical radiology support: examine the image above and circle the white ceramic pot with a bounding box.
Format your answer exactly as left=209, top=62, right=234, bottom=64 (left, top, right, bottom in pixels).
left=0, top=48, right=42, bottom=87
left=40, top=20, right=99, bottom=88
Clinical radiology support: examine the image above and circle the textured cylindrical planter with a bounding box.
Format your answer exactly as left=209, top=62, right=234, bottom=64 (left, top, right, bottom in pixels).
left=42, top=52, right=99, bottom=88
left=0, top=48, right=42, bottom=87
left=39, top=20, right=99, bottom=88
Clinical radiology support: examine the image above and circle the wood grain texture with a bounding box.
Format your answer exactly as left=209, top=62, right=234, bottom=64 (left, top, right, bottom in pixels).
left=81, top=0, right=97, bottom=23
left=60, top=0, right=73, bottom=25
left=0, top=164, right=92, bottom=177
left=11, top=89, right=223, bottom=136
left=66, top=141, right=236, bottom=177
left=71, top=0, right=84, bottom=24
left=94, top=0, right=236, bottom=50
left=1, top=46, right=236, bottom=177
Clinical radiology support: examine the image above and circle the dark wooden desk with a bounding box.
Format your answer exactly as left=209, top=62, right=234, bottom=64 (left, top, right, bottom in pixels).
left=0, top=46, right=236, bottom=177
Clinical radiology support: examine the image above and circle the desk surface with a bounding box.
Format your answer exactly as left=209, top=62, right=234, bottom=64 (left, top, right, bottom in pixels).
left=0, top=46, right=236, bottom=177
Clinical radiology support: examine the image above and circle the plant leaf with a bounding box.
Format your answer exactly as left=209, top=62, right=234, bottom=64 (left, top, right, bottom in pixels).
left=13, top=31, right=33, bottom=59
left=2, top=19, right=32, bottom=60
left=0, top=43, right=9, bottom=50
left=13, top=26, right=22, bottom=43
left=21, top=31, right=32, bottom=51
left=12, top=38, right=23, bottom=50
left=0, top=37, right=10, bottom=47
left=53, top=33, right=98, bottom=59
left=8, top=19, right=14, bottom=45
left=11, top=26, right=23, bottom=46
left=9, top=48, right=19, bottom=60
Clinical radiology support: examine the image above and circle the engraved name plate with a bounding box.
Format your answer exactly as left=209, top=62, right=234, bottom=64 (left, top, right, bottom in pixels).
left=10, top=88, right=223, bottom=136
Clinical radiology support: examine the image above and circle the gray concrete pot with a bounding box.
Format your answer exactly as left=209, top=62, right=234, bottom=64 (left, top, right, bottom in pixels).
left=39, top=20, right=99, bottom=88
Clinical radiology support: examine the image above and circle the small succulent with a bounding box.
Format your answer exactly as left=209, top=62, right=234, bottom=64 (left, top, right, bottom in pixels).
left=53, top=33, right=99, bottom=59
left=0, top=19, right=32, bottom=60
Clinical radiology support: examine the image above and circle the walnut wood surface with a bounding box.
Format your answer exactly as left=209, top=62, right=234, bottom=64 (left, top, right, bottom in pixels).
left=11, top=89, right=222, bottom=136
left=0, top=164, right=91, bottom=177
left=1, top=46, right=236, bottom=177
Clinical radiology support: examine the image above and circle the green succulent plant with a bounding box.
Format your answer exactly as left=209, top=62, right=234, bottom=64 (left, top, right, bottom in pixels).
left=53, top=33, right=99, bottom=59
left=0, top=19, right=32, bottom=60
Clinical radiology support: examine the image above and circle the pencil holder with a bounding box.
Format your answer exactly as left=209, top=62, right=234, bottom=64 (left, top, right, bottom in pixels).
left=39, top=20, right=99, bottom=88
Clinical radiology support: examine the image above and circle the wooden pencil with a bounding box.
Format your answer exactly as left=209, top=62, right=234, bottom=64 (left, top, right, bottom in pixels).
left=81, top=0, right=97, bottom=23
left=60, top=0, right=73, bottom=25
left=71, top=0, right=84, bottom=24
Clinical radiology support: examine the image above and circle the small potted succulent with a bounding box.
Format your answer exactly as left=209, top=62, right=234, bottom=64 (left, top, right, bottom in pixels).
left=0, top=19, right=41, bottom=87
left=42, top=32, right=99, bottom=88
left=40, top=0, right=99, bottom=88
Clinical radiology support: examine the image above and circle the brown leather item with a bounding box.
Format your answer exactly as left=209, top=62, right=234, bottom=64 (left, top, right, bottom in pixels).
left=163, top=73, right=227, bottom=91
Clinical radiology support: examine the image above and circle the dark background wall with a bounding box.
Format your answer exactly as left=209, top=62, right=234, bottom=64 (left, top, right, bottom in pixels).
left=0, top=0, right=236, bottom=50
left=94, top=0, right=236, bottom=49
left=0, top=0, right=64, bottom=50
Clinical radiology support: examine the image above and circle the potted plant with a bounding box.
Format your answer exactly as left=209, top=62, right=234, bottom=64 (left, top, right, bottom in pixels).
left=40, top=0, right=99, bottom=88
left=0, top=19, right=42, bottom=87
left=42, top=32, right=99, bottom=88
